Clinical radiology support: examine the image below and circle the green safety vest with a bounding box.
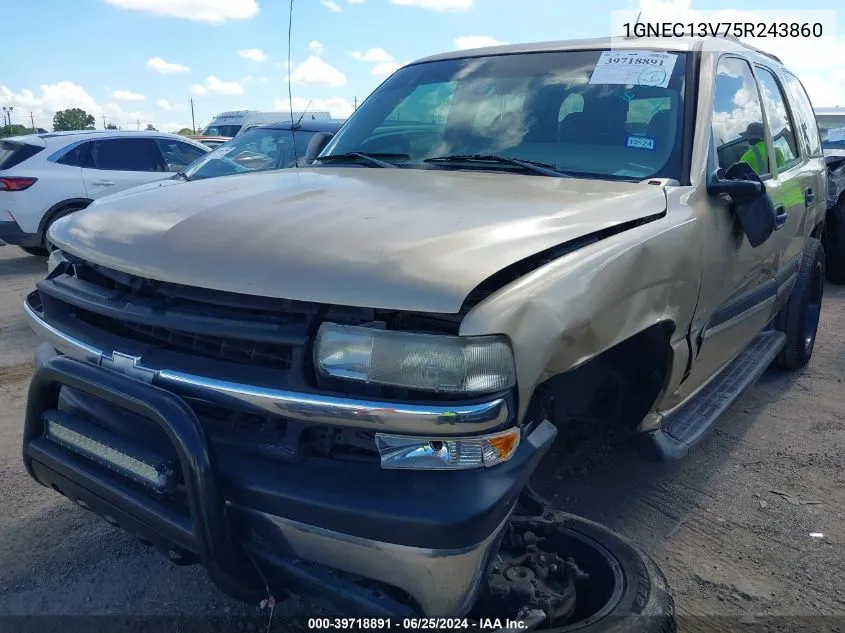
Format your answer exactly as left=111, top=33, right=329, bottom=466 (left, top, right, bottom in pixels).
left=740, top=140, right=785, bottom=175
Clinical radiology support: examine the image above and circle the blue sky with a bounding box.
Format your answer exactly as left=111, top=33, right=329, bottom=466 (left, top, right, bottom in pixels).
left=1, top=0, right=842, bottom=132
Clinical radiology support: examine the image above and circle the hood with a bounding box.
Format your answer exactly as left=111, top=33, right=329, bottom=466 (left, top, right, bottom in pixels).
left=90, top=177, right=184, bottom=206
left=51, top=168, right=667, bottom=313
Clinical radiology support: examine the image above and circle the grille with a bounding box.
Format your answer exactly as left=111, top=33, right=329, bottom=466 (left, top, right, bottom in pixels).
left=74, top=308, right=295, bottom=369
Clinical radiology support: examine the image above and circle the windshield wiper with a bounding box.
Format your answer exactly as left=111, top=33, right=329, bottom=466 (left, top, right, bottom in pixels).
left=423, top=154, right=572, bottom=178
left=317, top=152, right=408, bottom=168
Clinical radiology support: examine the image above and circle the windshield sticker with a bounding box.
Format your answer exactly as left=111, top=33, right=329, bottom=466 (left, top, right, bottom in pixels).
left=826, top=127, right=845, bottom=142
left=626, top=135, right=656, bottom=151
left=589, top=51, right=678, bottom=89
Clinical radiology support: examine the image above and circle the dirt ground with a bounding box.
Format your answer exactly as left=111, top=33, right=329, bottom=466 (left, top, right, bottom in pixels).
left=1, top=244, right=843, bottom=630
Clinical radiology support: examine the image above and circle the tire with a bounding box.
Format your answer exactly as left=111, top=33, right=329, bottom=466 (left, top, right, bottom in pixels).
left=774, top=237, right=825, bottom=370
left=20, top=246, right=48, bottom=257
left=823, top=203, right=845, bottom=284
left=489, top=513, right=675, bottom=633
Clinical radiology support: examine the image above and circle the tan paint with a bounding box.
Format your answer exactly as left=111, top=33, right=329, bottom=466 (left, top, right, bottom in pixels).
left=50, top=168, right=668, bottom=314
left=48, top=36, right=827, bottom=433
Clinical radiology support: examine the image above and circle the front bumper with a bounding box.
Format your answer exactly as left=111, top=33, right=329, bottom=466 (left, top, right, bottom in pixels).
left=0, top=219, right=40, bottom=247
left=23, top=320, right=556, bottom=616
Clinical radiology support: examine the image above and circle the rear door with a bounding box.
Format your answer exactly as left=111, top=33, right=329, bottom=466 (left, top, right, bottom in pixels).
left=81, top=137, right=169, bottom=199
left=751, top=64, right=810, bottom=316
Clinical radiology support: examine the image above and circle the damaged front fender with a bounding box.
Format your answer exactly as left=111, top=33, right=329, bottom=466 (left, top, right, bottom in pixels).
left=459, top=190, right=703, bottom=423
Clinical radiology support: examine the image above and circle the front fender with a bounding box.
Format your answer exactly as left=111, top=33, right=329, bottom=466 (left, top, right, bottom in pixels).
left=460, top=201, right=702, bottom=423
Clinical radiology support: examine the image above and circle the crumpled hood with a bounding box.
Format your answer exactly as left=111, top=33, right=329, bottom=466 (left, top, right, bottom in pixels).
left=51, top=168, right=667, bottom=313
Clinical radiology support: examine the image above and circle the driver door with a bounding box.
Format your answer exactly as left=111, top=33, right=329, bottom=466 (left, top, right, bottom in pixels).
left=687, top=55, right=793, bottom=387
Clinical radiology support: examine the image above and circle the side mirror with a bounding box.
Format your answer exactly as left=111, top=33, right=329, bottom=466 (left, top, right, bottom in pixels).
left=707, top=161, right=776, bottom=248
left=304, top=132, right=335, bottom=165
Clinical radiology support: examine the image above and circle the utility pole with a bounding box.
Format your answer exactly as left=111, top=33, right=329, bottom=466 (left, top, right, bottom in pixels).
left=136, top=119, right=140, bottom=131
left=353, top=96, right=358, bottom=111
left=31, top=112, right=36, bottom=131
left=102, top=114, right=107, bottom=129
left=190, top=98, right=196, bottom=134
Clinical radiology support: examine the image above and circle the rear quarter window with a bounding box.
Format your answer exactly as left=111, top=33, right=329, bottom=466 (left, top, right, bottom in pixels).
left=0, top=142, right=44, bottom=170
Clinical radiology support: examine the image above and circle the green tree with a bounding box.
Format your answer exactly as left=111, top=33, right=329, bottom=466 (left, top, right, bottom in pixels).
left=0, top=123, right=31, bottom=139
left=176, top=127, right=194, bottom=136
left=145, top=123, right=157, bottom=131
left=105, top=122, right=119, bottom=130
left=53, top=108, right=96, bottom=131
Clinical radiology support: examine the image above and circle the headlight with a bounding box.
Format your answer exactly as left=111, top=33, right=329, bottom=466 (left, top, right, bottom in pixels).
left=314, top=323, right=516, bottom=395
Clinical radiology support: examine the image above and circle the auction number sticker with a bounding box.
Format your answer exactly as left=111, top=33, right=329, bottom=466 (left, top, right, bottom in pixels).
left=589, top=50, right=678, bottom=88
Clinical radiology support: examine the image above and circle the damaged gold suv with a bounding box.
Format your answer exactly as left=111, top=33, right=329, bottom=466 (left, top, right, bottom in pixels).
left=23, top=35, right=826, bottom=620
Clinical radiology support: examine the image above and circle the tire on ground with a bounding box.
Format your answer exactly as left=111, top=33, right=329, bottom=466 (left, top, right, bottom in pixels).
left=540, top=514, right=676, bottom=633
left=774, top=237, right=825, bottom=370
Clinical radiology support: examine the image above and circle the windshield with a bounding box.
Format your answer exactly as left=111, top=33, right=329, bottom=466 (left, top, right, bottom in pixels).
left=183, top=127, right=319, bottom=181
left=817, top=115, right=845, bottom=149
left=321, top=50, right=687, bottom=180
left=201, top=124, right=242, bottom=137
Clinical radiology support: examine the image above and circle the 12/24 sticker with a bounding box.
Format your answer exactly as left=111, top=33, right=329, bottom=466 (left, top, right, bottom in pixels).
left=626, top=135, right=656, bottom=150
left=589, top=50, right=678, bottom=89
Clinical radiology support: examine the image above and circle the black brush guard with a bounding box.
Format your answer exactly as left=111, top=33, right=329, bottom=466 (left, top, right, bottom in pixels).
left=22, top=355, right=419, bottom=617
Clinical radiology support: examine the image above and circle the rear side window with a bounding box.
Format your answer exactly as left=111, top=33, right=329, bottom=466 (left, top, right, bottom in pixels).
left=0, top=142, right=44, bottom=170
left=155, top=139, right=207, bottom=171
left=55, top=142, right=91, bottom=167
left=86, top=138, right=165, bottom=172
left=755, top=66, right=801, bottom=171
left=780, top=71, right=824, bottom=158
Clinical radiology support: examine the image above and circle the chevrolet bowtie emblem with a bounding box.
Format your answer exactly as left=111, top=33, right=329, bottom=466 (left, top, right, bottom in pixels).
left=100, top=351, right=156, bottom=383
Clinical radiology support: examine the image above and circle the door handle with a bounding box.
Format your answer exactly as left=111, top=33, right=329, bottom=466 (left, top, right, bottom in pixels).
left=92, top=180, right=115, bottom=186
left=775, top=204, right=787, bottom=230
left=805, top=188, right=815, bottom=206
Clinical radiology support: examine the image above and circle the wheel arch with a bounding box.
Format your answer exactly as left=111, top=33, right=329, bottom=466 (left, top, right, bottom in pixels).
left=37, top=197, right=93, bottom=239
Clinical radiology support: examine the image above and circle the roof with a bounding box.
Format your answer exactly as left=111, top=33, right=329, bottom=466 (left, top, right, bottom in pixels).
left=413, top=35, right=778, bottom=65
left=33, top=129, right=193, bottom=141
left=189, top=135, right=231, bottom=141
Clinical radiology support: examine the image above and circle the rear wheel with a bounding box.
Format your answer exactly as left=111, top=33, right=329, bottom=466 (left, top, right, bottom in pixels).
left=823, top=203, right=845, bottom=284
left=41, top=205, right=87, bottom=253
left=774, top=237, right=825, bottom=370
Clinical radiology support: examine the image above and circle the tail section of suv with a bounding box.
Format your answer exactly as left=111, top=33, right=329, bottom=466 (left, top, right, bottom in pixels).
left=0, top=130, right=208, bottom=256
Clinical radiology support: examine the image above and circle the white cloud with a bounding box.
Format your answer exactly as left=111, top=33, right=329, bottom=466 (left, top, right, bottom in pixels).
left=156, top=99, right=172, bottom=110
left=112, top=90, right=145, bottom=101
left=351, top=48, right=394, bottom=63
left=454, top=36, right=506, bottom=50
left=145, top=57, right=190, bottom=74
left=310, top=41, right=324, bottom=55
left=202, top=75, right=245, bottom=95
left=388, top=0, right=472, bottom=11
left=274, top=96, right=355, bottom=119
left=104, top=0, right=258, bottom=23
left=289, top=57, right=347, bottom=87
left=238, top=48, right=267, bottom=63
left=348, top=0, right=366, bottom=3
left=190, top=84, right=207, bottom=96
left=632, top=0, right=845, bottom=108
left=372, top=62, right=403, bottom=76
left=321, top=0, right=342, bottom=12
left=0, top=81, right=190, bottom=132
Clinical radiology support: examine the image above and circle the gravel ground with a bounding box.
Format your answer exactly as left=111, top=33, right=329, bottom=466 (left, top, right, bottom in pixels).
left=1, top=244, right=843, bottom=631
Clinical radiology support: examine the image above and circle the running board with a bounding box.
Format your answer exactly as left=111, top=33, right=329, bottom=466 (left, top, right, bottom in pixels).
left=639, top=330, right=785, bottom=462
